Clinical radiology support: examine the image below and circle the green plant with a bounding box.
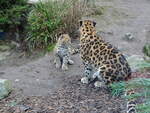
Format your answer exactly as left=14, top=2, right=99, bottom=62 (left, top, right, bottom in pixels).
left=27, top=0, right=84, bottom=50
left=110, top=57, right=150, bottom=113
left=143, top=44, right=150, bottom=57
left=110, top=78, right=150, bottom=113
left=0, top=0, right=29, bottom=32
left=47, top=44, right=56, bottom=52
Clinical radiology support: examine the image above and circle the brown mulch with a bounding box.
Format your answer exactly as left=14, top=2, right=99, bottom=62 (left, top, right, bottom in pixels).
left=1, top=72, right=149, bottom=113
left=0, top=75, right=126, bottom=113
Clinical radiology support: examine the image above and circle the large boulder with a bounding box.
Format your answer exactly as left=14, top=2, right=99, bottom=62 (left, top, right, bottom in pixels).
left=127, top=55, right=150, bottom=72
left=0, top=79, right=12, bottom=100
left=0, top=44, right=11, bottom=61
left=0, top=45, right=11, bottom=52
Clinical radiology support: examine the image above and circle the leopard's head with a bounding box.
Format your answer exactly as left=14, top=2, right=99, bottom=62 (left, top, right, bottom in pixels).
left=79, top=20, right=96, bottom=36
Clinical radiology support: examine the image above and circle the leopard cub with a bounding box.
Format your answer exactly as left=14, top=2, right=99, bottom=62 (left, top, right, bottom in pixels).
left=53, top=34, right=74, bottom=71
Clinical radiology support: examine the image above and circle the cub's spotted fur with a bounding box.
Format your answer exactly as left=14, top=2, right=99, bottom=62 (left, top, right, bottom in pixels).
left=54, top=34, right=74, bottom=71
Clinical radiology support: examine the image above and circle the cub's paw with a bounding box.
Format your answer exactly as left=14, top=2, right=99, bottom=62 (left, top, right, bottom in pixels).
left=81, top=77, right=89, bottom=84
left=56, top=64, right=61, bottom=69
left=68, top=59, right=74, bottom=65
left=62, top=64, right=69, bottom=71
left=55, top=62, right=61, bottom=69
left=94, top=81, right=104, bottom=88
left=54, top=59, right=56, bottom=64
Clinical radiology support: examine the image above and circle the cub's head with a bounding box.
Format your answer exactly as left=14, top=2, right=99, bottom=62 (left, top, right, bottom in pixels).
left=79, top=20, right=96, bottom=35
left=57, top=34, right=71, bottom=45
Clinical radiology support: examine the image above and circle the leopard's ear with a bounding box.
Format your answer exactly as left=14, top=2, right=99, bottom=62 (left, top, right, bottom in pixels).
left=93, top=21, right=96, bottom=27
left=79, top=20, right=83, bottom=27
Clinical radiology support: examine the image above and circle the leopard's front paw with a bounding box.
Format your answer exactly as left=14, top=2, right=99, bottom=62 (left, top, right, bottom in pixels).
left=62, top=64, right=68, bottom=71
left=94, top=81, right=104, bottom=88
left=81, top=77, right=89, bottom=84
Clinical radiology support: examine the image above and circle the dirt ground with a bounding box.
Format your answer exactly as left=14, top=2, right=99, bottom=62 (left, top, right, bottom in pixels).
left=0, top=0, right=150, bottom=113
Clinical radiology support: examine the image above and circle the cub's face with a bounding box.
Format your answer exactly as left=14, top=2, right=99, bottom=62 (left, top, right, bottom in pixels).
left=58, top=34, right=71, bottom=45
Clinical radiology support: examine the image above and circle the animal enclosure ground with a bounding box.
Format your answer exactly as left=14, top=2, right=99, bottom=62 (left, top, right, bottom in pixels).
left=0, top=0, right=150, bottom=112
left=0, top=75, right=126, bottom=113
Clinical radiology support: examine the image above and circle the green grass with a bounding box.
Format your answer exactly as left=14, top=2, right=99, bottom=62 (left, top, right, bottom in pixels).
left=27, top=0, right=83, bottom=50
left=47, top=44, right=56, bottom=52
left=110, top=78, right=150, bottom=113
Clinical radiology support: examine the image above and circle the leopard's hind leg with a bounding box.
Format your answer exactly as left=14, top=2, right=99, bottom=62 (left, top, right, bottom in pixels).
left=92, top=69, right=106, bottom=88
left=81, top=61, right=94, bottom=84
left=93, top=65, right=114, bottom=88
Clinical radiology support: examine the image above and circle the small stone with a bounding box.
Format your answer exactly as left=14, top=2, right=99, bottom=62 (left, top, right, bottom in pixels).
left=19, top=105, right=31, bottom=111
left=48, top=106, right=54, bottom=110
left=94, top=81, right=104, bottom=88
left=36, top=79, right=40, bottom=82
left=0, top=79, right=12, bottom=99
left=35, top=71, right=40, bottom=73
left=15, top=79, right=20, bottom=82
left=123, top=32, right=134, bottom=41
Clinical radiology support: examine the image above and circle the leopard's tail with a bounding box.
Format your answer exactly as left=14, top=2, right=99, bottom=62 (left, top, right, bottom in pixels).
left=126, top=89, right=137, bottom=113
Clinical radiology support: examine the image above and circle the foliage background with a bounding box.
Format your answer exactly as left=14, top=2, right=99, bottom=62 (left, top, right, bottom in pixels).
left=0, top=0, right=29, bottom=32
left=27, top=0, right=84, bottom=50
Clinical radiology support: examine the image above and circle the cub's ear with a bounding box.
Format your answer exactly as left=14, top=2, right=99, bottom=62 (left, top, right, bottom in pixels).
left=58, top=32, right=62, bottom=37
left=57, top=33, right=63, bottom=40
left=93, top=21, right=96, bottom=27
left=79, top=20, right=83, bottom=26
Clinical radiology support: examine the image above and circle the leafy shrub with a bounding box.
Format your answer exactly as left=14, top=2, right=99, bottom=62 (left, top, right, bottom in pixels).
left=0, top=0, right=29, bottom=32
left=47, top=44, right=56, bottom=52
left=110, top=58, right=150, bottom=113
left=143, top=44, right=150, bottom=57
left=27, top=0, right=84, bottom=50
left=110, top=78, right=150, bottom=113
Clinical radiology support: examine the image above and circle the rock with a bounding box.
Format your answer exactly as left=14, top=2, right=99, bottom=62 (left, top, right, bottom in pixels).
left=17, top=105, right=31, bottom=112
left=11, top=41, right=20, bottom=48
left=123, top=32, right=134, bottom=41
left=144, top=56, right=150, bottom=62
left=0, top=79, right=12, bottom=99
left=0, top=45, right=11, bottom=52
left=0, top=51, right=11, bottom=61
left=127, top=55, right=150, bottom=72
left=15, top=79, right=20, bottom=82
